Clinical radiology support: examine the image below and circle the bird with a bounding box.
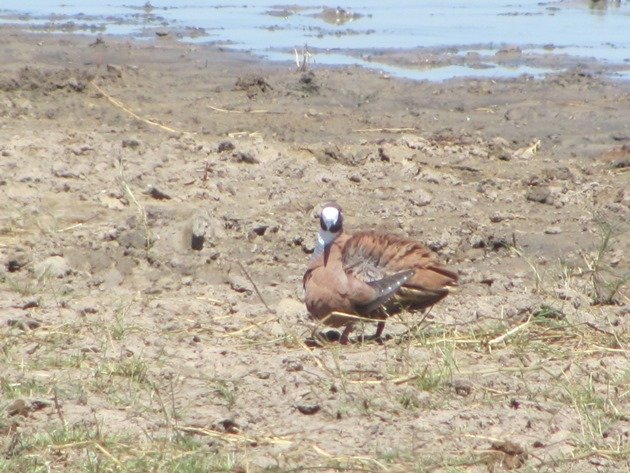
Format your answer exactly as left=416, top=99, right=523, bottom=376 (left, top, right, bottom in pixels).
left=303, top=202, right=458, bottom=344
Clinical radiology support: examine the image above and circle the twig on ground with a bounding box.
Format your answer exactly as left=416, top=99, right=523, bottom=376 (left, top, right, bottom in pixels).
left=236, top=261, right=274, bottom=314
left=208, top=105, right=274, bottom=114
left=353, top=127, right=417, bottom=133
left=53, top=386, right=66, bottom=428
left=487, top=316, right=532, bottom=347
left=90, top=80, right=190, bottom=135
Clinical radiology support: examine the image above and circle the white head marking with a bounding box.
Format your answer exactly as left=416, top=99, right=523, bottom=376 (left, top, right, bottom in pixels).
left=321, top=206, right=340, bottom=230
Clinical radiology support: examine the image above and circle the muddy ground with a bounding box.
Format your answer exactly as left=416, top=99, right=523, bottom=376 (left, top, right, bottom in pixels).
left=0, top=29, right=628, bottom=472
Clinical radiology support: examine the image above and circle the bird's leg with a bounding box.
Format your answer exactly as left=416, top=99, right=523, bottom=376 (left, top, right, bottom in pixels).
left=373, top=321, right=386, bottom=339
left=340, top=324, right=354, bottom=345
left=359, top=321, right=387, bottom=344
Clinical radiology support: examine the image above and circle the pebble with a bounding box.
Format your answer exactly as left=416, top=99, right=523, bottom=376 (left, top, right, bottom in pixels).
left=544, top=226, right=561, bottom=235
left=525, top=186, right=553, bottom=205
left=409, top=189, right=433, bottom=207
left=144, top=185, right=171, bottom=200
left=251, top=223, right=269, bottom=236
left=276, top=298, right=305, bottom=320
left=228, top=274, right=254, bottom=294
left=449, top=379, right=473, bottom=397
left=117, top=230, right=147, bottom=250
left=34, top=256, right=71, bottom=278
left=233, top=150, right=259, bottom=164
left=469, top=234, right=486, bottom=249
left=106, top=64, right=123, bottom=78
left=217, top=140, right=235, bottom=152
left=102, top=267, right=124, bottom=288
left=20, top=298, right=40, bottom=309
left=4, top=251, right=29, bottom=272
left=122, top=138, right=141, bottom=148
left=52, top=163, right=80, bottom=178
left=296, top=404, right=321, bottom=415
left=282, top=358, right=303, bottom=372
left=7, top=316, right=42, bottom=331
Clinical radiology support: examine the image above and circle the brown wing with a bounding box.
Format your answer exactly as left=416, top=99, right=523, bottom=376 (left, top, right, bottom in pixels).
left=342, top=231, right=458, bottom=310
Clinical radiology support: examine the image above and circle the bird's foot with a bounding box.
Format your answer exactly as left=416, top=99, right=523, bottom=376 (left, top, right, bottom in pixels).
left=305, top=330, right=342, bottom=347
left=355, top=333, right=393, bottom=345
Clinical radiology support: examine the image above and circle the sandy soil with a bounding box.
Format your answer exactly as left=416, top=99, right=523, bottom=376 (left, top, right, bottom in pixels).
left=0, top=29, right=628, bottom=472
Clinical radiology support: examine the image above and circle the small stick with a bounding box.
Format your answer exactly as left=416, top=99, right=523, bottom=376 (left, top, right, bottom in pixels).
left=92, top=441, right=123, bottom=468
left=90, top=81, right=189, bottom=135
left=53, top=386, right=66, bottom=428
left=353, top=127, right=416, bottom=133
left=488, top=316, right=532, bottom=346
left=208, top=105, right=272, bottom=114
left=236, top=261, right=274, bottom=314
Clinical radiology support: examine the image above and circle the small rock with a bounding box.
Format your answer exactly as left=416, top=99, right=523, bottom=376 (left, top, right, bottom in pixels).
left=217, top=141, right=235, bottom=152
left=489, top=440, right=528, bottom=470
left=489, top=213, right=505, bottom=223
left=543, top=167, right=573, bottom=181
left=348, top=174, right=361, bottom=183
left=69, top=145, right=94, bottom=156
left=488, top=235, right=511, bottom=251
left=7, top=317, right=42, bottom=331
left=293, top=236, right=315, bottom=254
left=282, top=358, right=303, bottom=372
left=102, top=267, right=124, bottom=288
left=449, top=379, right=473, bottom=397
left=217, top=419, right=240, bottom=434
left=19, top=298, right=40, bottom=310
left=35, top=256, right=71, bottom=278
left=6, top=399, right=29, bottom=417
left=122, top=138, right=141, bottom=149
left=403, top=136, right=429, bottom=150
left=490, top=136, right=511, bottom=149
left=191, top=215, right=208, bottom=251
left=276, top=298, right=305, bottom=320
left=80, top=345, right=101, bottom=353
left=233, top=150, right=259, bottom=164
left=525, top=186, right=552, bottom=205
left=117, top=230, right=147, bottom=250
left=228, top=274, right=254, bottom=294
left=296, top=404, right=320, bottom=415
left=106, top=64, right=123, bottom=78
left=409, top=189, right=433, bottom=207
left=52, top=163, right=80, bottom=178
left=76, top=303, right=98, bottom=316
left=469, top=234, right=486, bottom=249
left=144, top=184, right=171, bottom=200
left=544, top=226, right=561, bottom=235
left=256, top=371, right=271, bottom=380
left=610, top=157, right=630, bottom=169
left=251, top=223, right=269, bottom=236
left=5, top=252, right=29, bottom=272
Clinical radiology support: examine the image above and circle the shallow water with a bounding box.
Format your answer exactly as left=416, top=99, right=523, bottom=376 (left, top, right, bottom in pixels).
left=1, top=0, right=628, bottom=81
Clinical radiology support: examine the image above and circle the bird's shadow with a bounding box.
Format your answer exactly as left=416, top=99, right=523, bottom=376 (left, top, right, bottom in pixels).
left=304, top=330, right=393, bottom=347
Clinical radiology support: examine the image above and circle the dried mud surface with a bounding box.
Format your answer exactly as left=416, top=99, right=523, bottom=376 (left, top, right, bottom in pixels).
left=1, top=30, right=629, bottom=471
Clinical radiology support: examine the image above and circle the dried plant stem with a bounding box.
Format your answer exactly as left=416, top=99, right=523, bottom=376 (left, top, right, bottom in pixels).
left=90, top=80, right=189, bottom=135
left=488, top=316, right=532, bottom=347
